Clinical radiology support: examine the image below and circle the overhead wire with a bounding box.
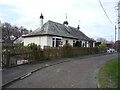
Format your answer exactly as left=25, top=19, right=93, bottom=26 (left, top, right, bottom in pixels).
left=98, top=0, right=115, bottom=25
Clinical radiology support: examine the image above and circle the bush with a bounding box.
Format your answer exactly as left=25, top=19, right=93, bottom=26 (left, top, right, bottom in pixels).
left=98, top=44, right=107, bottom=53
left=17, top=43, right=24, bottom=49
left=2, top=45, right=15, bottom=50
left=10, top=43, right=42, bottom=61
left=99, top=44, right=107, bottom=49
left=27, top=43, right=43, bottom=61
left=27, top=43, right=38, bottom=50
left=63, top=43, right=72, bottom=49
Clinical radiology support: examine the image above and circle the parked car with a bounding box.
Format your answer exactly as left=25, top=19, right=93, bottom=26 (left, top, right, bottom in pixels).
left=107, top=48, right=117, bottom=53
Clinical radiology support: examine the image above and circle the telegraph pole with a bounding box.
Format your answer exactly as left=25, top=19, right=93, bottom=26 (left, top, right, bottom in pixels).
left=115, top=25, right=117, bottom=42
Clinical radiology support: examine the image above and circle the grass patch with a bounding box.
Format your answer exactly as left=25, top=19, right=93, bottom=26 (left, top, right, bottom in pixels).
left=98, top=59, right=119, bottom=88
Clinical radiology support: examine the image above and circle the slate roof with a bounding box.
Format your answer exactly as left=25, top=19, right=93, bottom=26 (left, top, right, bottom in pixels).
left=23, top=20, right=93, bottom=41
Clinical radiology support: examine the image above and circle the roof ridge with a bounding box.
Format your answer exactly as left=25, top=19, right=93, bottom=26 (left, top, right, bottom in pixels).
left=48, top=20, right=63, bottom=25
left=48, top=20, right=80, bottom=31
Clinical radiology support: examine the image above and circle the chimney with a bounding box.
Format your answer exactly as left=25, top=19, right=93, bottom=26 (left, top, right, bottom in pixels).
left=77, top=20, right=80, bottom=30
left=63, top=21, right=69, bottom=27
left=77, top=25, right=80, bottom=30
left=40, top=13, right=44, bottom=28
left=63, top=13, right=69, bottom=27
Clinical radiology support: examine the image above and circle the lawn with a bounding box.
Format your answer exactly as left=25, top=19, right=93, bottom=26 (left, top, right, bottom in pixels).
left=98, top=58, right=119, bottom=88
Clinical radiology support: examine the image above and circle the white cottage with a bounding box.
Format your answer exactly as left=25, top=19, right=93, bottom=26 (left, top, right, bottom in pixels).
left=23, top=14, right=95, bottom=49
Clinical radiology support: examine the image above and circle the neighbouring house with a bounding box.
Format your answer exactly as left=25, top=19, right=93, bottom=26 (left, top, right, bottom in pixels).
left=2, top=33, right=23, bottom=46
left=13, top=36, right=24, bottom=45
left=114, top=40, right=120, bottom=51
left=114, top=40, right=120, bottom=46
left=106, top=43, right=113, bottom=48
left=2, top=22, right=31, bottom=46
left=14, top=29, right=32, bottom=45
left=23, top=14, right=96, bottom=49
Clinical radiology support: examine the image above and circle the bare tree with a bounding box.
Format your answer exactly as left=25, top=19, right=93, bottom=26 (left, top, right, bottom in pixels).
left=96, top=37, right=108, bottom=44
left=2, top=22, right=30, bottom=39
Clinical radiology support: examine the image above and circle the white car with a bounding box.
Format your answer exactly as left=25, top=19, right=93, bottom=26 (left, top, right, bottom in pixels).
left=107, top=48, right=117, bottom=53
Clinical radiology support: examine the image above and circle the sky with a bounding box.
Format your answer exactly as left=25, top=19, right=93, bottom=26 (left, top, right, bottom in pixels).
left=0, top=0, right=119, bottom=42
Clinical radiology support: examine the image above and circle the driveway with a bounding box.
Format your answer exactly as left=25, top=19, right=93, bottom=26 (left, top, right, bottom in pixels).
left=5, top=53, right=118, bottom=88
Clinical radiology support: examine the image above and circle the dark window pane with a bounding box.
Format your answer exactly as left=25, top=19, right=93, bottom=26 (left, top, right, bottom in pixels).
left=56, top=38, right=62, bottom=47
left=85, top=42, right=87, bottom=47
left=52, top=40, right=54, bottom=47
left=66, top=40, right=68, bottom=44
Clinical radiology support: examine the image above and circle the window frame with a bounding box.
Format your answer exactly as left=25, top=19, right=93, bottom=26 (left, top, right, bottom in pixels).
left=52, top=37, right=63, bottom=47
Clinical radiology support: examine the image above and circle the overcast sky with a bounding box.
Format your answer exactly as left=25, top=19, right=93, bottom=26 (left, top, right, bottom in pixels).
left=0, top=0, right=119, bottom=41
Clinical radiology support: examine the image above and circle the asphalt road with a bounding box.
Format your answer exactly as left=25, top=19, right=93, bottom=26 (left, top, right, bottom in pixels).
left=6, top=53, right=118, bottom=88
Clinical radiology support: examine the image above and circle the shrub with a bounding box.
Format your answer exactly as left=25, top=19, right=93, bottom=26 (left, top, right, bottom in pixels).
left=27, top=43, right=38, bottom=50
left=17, top=43, right=24, bottom=49
left=99, top=44, right=107, bottom=49
left=98, top=44, right=107, bottom=52
left=27, top=43, right=43, bottom=61
left=63, top=43, right=72, bottom=49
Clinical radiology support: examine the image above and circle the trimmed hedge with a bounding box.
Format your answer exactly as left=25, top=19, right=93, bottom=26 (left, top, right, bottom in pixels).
left=43, top=47, right=100, bottom=60
left=3, top=44, right=104, bottom=67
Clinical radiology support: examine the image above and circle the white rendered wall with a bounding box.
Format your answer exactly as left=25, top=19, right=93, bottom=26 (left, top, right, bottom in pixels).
left=47, top=36, right=52, bottom=47
left=86, top=41, right=89, bottom=47
left=81, top=41, right=85, bottom=47
left=24, top=36, right=95, bottom=48
left=68, top=39, right=74, bottom=46
left=24, top=37, right=40, bottom=46
left=63, top=38, right=74, bottom=46
left=24, top=36, right=52, bottom=49
left=40, top=36, right=48, bottom=48
left=93, top=42, right=95, bottom=47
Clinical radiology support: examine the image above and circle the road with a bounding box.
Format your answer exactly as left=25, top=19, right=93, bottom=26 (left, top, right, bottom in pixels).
left=5, top=53, right=118, bottom=88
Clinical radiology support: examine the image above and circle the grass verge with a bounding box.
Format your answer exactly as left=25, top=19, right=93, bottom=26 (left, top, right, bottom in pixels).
left=98, top=58, right=119, bottom=88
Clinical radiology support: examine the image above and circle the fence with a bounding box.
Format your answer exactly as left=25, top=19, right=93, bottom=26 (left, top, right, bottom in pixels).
left=2, top=49, right=33, bottom=68
left=1, top=49, right=46, bottom=68
left=2, top=47, right=104, bottom=68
